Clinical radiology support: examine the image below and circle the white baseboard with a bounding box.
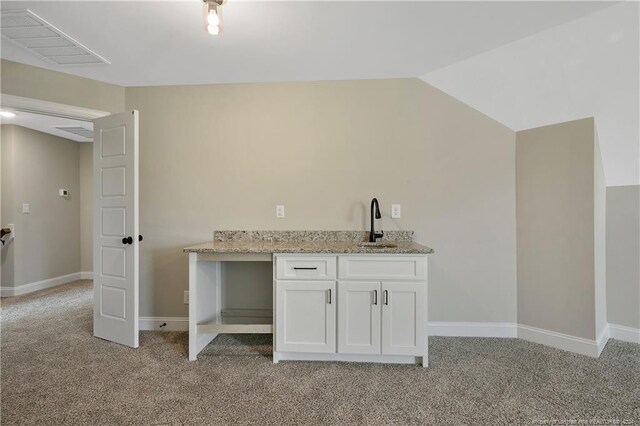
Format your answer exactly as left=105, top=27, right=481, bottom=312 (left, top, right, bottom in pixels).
left=517, top=324, right=602, bottom=358
left=131, top=318, right=639, bottom=358
left=80, top=271, right=93, bottom=280
left=139, top=317, right=189, bottom=331
left=0, top=272, right=84, bottom=297
left=138, top=319, right=520, bottom=337
left=596, top=325, right=610, bottom=356
left=428, top=321, right=518, bottom=338
left=608, top=323, right=640, bottom=344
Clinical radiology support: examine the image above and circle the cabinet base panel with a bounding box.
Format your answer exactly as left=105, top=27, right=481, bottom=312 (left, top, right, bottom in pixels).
left=273, top=351, right=427, bottom=367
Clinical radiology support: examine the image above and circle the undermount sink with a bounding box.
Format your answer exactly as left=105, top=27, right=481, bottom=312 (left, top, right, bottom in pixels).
left=356, top=242, right=398, bottom=249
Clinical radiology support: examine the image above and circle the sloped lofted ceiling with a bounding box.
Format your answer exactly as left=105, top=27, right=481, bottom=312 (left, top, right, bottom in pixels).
left=2, top=2, right=633, bottom=185
left=421, top=2, right=639, bottom=186
left=0, top=1, right=613, bottom=87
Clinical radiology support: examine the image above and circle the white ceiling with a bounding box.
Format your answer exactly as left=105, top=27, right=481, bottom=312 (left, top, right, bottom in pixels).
left=0, top=110, right=93, bottom=142
left=421, top=2, right=639, bottom=186
left=0, top=1, right=614, bottom=87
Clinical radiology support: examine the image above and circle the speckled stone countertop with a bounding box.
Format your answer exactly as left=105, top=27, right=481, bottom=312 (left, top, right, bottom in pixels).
left=184, top=231, right=434, bottom=254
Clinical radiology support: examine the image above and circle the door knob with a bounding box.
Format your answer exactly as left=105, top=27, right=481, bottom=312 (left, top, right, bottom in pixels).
left=122, top=236, right=133, bottom=245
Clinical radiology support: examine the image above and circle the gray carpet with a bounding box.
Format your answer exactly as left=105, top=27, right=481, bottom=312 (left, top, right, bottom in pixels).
left=1, top=281, right=638, bottom=425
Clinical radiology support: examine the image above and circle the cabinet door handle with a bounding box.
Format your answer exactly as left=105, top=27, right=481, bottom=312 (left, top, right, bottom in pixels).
left=328, top=289, right=332, bottom=304
left=384, top=290, right=389, bottom=305
left=293, top=267, right=317, bottom=270
left=373, top=290, right=378, bottom=305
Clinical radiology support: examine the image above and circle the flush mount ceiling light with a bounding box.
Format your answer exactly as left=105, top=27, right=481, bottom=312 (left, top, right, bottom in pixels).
left=0, top=111, right=16, bottom=118
left=204, top=0, right=227, bottom=35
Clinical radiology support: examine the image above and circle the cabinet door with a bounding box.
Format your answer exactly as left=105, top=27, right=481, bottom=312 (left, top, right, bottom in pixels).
left=381, top=282, right=426, bottom=356
left=337, top=281, right=381, bottom=354
left=275, top=281, right=336, bottom=353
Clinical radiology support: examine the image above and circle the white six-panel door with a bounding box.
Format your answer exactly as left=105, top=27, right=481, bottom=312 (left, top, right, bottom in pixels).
left=93, top=111, right=139, bottom=348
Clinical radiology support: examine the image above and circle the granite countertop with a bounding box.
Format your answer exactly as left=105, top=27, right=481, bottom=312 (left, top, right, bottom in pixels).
left=183, top=231, right=434, bottom=255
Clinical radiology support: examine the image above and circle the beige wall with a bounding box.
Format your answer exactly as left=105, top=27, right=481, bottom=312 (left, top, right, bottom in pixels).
left=594, top=130, right=607, bottom=338
left=1, top=125, right=81, bottom=286
left=516, top=118, right=603, bottom=340
left=1, top=59, right=125, bottom=114
left=126, top=78, right=517, bottom=319
left=1, top=125, right=16, bottom=286
left=0, top=125, right=2, bottom=287
left=3, top=61, right=636, bottom=338
left=79, top=143, right=93, bottom=273
left=606, top=185, right=640, bottom=329
left=1, top=59, right=123, bottom=279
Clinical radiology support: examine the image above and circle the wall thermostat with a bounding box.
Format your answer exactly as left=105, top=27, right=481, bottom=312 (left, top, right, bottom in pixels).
left=59, top=189, right=69, bottom=197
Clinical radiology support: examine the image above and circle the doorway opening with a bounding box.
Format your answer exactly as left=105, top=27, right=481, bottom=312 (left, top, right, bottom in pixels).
left=0, top=94, right=109, bottom=294
left=1, top=95, right=141, bottom=348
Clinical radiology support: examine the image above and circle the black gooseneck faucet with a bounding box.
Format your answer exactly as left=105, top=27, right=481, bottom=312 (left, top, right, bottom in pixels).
left=369, top=198, right=384, bottom=242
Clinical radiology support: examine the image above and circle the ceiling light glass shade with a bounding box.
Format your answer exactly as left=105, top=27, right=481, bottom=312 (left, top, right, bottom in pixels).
left=207, top=24, right=220, bottom=35
left=207, top=10, right=220, bottom=26
left=0, top=111, right=16, bottom=118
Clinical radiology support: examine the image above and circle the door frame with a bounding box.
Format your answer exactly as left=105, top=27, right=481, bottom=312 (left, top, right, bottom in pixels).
left=0, top=94, right=109, bottom=122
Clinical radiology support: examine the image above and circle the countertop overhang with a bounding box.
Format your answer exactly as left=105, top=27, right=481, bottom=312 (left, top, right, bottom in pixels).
left=183, top=240, right=433, bottom=255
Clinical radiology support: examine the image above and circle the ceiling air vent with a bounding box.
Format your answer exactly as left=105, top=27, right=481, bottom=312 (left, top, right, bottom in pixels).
left=0, top=9, right=109, bottom=66
left=55, top=126, right=94, bottom=139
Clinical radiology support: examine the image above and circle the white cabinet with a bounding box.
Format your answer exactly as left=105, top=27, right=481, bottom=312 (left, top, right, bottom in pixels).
left=275, top=280, right=336, bottom=353
left=337, top=281, right=425, bottom=356
left=381, top=282, right=426, bottom=356
left=338, top=256, right=425, bottom=281
left=274, top=254, right=427, bottom=366
left=337, top=281, right=381, bottom=354
left=276, top=256, right=336, bottom=280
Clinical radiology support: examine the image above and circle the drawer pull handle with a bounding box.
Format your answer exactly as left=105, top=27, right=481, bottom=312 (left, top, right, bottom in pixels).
left=373, top=290, right=378, bottom=305
left=293, top=267, right=318, bottom=270
left=328, top=289, right=332, bottom=304
left=384, top=290, right=389, bottom=305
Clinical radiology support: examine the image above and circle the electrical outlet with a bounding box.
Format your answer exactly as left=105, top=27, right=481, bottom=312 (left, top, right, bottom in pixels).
left=184, top=291, right=189, bottom=304
left=391, top=204, right=401, bottom=218
left=22, top=203, right=30, bottom=214
left=276, top=205, right=285, bottom=218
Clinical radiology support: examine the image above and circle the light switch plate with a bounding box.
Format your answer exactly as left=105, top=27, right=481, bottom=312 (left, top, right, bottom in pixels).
left=276, top=205, right=285, bottom=218
left=391, top=204, right=401, bottom=218
left=22, top=203, right=30, bottom=214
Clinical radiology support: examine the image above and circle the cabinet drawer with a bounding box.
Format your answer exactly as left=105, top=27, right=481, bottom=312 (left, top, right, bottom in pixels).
left=338, top=256, right=425, bottom=280
left=276, top=256, right=337, bottom=280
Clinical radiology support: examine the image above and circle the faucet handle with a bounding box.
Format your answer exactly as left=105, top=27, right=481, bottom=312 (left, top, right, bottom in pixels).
left=375, top=230, right=384, bottom=240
